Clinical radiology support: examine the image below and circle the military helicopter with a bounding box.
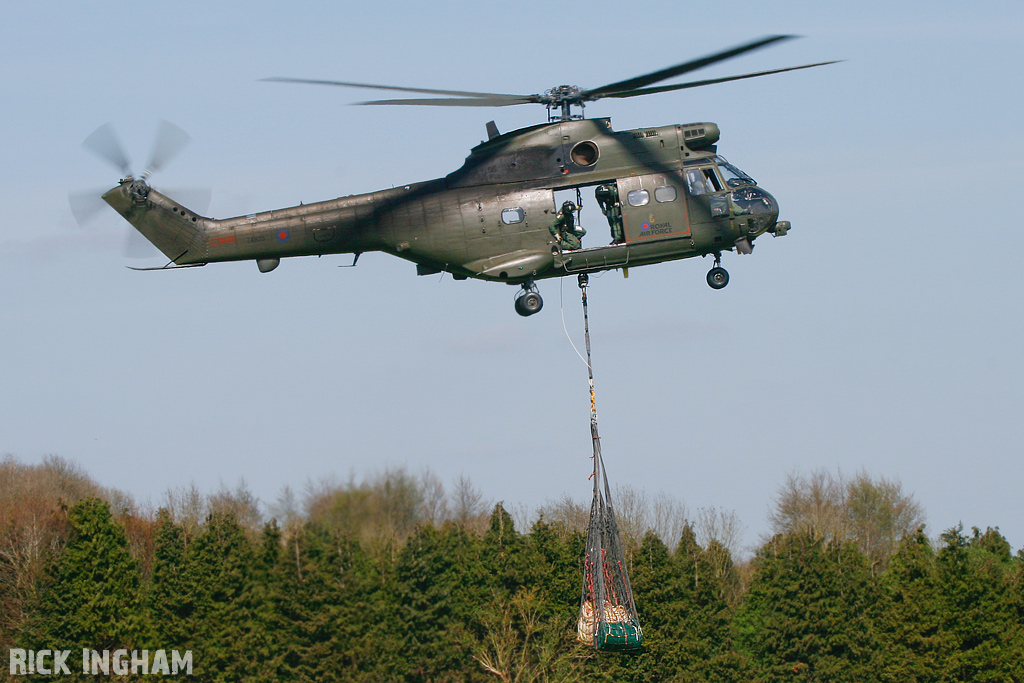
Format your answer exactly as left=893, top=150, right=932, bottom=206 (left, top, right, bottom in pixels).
left=86, top=36, right=835, bottom=316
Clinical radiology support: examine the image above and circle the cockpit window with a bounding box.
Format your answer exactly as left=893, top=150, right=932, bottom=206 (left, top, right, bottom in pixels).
left=685, top=169, right=709, bottom=195
left=717, top=162, right=756, bottom=188
left=703, top=168, right=723, bottom=192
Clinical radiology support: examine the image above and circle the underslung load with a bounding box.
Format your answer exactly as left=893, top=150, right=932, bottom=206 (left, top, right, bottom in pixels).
left=574, top=275, right=642, bottom=651
left=577, top=461, right=642, bottom=651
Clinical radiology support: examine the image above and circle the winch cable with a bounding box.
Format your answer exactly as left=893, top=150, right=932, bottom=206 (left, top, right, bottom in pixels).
left=578, top=273, right=601, bottom=470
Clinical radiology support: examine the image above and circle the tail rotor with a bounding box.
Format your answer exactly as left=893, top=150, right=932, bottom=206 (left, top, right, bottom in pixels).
left=71, top=121, right=207, bottom=258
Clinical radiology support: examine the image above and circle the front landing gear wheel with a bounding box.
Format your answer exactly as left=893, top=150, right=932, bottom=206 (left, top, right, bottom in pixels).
left=514, top=282, right=543, bottom=316
left=707, top=266, right=729, bottom=290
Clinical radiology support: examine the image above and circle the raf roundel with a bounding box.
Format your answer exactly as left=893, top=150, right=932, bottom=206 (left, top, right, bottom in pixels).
left=276, top=229, right=290, bottom=242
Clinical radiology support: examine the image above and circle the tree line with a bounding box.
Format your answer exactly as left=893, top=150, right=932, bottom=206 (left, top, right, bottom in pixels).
left=2, top=455, right=1022, bottom=682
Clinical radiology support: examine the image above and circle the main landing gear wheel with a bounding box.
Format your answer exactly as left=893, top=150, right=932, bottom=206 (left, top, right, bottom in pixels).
left=515, top=282, right=543, bottom=316
left=707, top=266, right=729, bottom=289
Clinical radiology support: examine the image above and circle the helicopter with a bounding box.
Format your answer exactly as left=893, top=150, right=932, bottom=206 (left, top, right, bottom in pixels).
left=87, top=35, right=835, bottom=317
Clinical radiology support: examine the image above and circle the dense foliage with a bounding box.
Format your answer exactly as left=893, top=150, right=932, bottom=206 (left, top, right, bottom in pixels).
left=2, top=456, right=1022, bottom=682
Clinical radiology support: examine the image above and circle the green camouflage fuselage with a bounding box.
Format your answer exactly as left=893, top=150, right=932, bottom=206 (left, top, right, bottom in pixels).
left=103, top=118, right=783, bottom=283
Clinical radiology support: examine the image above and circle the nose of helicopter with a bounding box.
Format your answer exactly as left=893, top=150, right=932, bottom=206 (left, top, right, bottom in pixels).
left=731, top=186, right=779, bottom=237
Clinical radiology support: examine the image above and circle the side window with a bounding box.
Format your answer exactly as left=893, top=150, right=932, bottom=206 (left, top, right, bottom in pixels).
left=627, top=189, right=650, bottom=207
left=702, top=168, right=723, bottom=192
left=654, top=185, right=677, bottom=203
left=501, top=207, right=525, bottom=224
left=685, top=169, right=708, bottom=195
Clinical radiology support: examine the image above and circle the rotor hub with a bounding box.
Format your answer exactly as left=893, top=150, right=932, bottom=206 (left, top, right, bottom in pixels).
left=542, top=85, right=583, bottom=104
left=543, top=85, right=586, bottom=121
left=129, top=178, right=150, bottom=202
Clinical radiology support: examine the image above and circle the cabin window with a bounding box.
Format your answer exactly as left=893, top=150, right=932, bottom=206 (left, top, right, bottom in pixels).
left=627, top=189, right=650, bottom=207
left=654, top=185, right=677, bottom=203
left=501, top=208, right=525, bottom=224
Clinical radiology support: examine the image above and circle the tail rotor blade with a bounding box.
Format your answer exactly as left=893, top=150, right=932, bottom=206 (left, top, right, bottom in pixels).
left=82, top=123, right=132, bottom=177
left=68, top=188, right=112, bottom=227
left=144, top=120, right=191, bottom=179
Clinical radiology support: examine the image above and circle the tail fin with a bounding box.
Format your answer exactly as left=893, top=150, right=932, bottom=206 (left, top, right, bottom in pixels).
left=102, top=179, right=208, bottom=265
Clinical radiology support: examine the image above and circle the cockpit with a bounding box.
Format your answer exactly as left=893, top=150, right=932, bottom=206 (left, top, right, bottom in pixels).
left=684, top=155, right=757, bottom=194
left=683, top=156, right=778, bottom=235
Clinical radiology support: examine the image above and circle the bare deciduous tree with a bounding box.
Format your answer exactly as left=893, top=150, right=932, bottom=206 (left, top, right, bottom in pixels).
left=418, top=468, right=449, bottom=527
left=768, top=469, right=848, bottom=542
left=451, top=474, right=490, bottom=534
left=208, top=478, right=263, bottom=537
left=538, top=494, right=588, bottom=540
left=694, top=506, right=745, bottom=559
left=161, top=482, right=207, bottom=545
left=474, top=588, right=590, bottom=683
left=611, top=484, right=650, bottom=553
left=0, top=454, right=107, bottom=647
left=845, top=471, right=925, bottom=571
left=650, top=491, right=690, bottom=553
left=768, top=468, right=925, bottom=572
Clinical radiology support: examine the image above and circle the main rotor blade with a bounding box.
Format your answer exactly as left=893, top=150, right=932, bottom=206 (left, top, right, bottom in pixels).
left=584, top=35, right=795, bottom=99
left=82, top=123, right=132, bottom=176
left=262, top=76, right=526, bottom=101
left=356, top=95, right=537, bottom=107
left=598, top=61, right=841, bottom=99
left=144, top=120, right=191, bottom=179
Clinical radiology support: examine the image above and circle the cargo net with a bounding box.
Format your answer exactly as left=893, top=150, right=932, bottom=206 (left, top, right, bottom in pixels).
left=577, top=451, right=642, bottom=651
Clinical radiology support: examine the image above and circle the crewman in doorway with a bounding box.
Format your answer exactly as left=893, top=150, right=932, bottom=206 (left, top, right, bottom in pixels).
left=551, top=200, right=586, bottom=250
left=595, top=185, right=624, bottom=243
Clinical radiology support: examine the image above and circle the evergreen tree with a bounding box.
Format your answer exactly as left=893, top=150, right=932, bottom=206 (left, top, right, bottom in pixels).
left=522, top=516, right=582, bottom=620
left=481, top=503, right=527, bottom=598
left=148, top=509, right=193, bottom=652
left=181, top=511, right=259, bottom=682
left=874, top=526, right=945, bottom=683
left=734, top=532, right=876, bottom=682
left=629, top=530, right=679, bottom=682
left=663, top=527, right=746, bottom=682
left=934, top=525, right=1018, bottom=682
left=25, top=498, right=149, bottom=655
left=394, top=521, right=489, bottom=682
left=257, top=521, right=389, bottom=682
left=1007, top=549, right=1024, bottom=680
left=245, top=519, right=283, bottom=679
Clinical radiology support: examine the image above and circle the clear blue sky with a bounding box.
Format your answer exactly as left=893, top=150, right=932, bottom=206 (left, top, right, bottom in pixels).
left=2, top=0, right=1022, bottom=552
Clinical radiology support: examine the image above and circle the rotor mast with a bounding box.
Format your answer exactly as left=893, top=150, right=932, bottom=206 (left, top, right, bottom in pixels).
left=544, top=86, right=586, bottom=122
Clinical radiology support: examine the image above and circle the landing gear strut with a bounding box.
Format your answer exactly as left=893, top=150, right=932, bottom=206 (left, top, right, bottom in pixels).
left=706, top=253, right=729, bottom=290
left=514, top=281, right=543, bottom=316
